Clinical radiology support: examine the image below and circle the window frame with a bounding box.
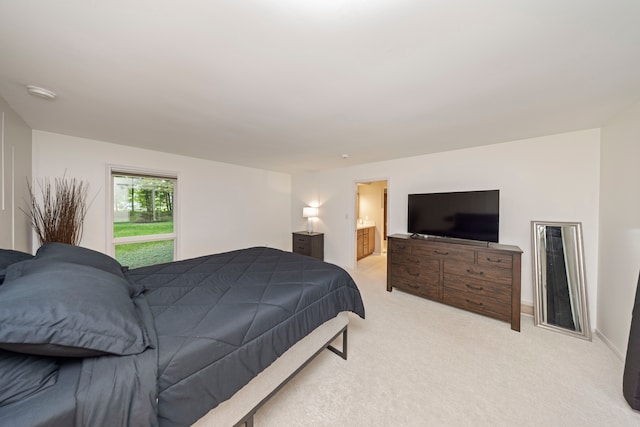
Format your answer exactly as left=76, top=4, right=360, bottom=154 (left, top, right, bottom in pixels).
left=106, top=165, right=179, bottom=264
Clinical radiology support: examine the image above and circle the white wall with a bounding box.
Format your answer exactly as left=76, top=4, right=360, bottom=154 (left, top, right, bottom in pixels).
left=291, top=129, right=601, bottom=330
left=29, top=127, right=604, bottom=333
left=32, top=131, right=292, bottom=259
left=598, top=101, right=640, bottom=357
left=0, top=96, right=31, bottom=252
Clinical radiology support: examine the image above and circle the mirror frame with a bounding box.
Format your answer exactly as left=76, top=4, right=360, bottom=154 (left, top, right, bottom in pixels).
left=531, top=221, right=591, bottom=340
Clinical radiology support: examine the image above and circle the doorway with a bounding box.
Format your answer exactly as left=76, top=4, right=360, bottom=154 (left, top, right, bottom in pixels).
left=355, top=179, right=388, bottom=268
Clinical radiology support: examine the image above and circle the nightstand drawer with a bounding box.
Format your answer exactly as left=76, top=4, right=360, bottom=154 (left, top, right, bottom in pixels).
left=293, top=235, right=311, bottom=253
left=292, top=232, right=324, bottom=261
left=293, top=243, right=311, bottom=255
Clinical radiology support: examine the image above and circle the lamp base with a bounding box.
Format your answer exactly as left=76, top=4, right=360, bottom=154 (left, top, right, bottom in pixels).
left=307, top=218, right=313, bottom=233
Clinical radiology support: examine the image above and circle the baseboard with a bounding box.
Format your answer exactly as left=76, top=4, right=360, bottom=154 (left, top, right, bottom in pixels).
left=521, top=303, right=533, bottom=316
left=595, top=329, right=625, bottom=361
left=518, top=307, right=625, bottom=361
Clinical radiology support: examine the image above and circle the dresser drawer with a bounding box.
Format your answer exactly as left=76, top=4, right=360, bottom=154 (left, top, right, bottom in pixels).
left=412, top=244, right=475, bottom=262
left=393, top=278, right=439, bottom=300
left=477, top=251, right=513, bottom=269
left=391, top=264, right=439, bottom=286
left=444, top=261, right=512, bottom=285
left=389, top=239, right=412, bottom=255
left=391, top=254, right=439, bottom=272
left=444, top=275, right=511, bottom=303
left=443, top=288, right=511, bottom=321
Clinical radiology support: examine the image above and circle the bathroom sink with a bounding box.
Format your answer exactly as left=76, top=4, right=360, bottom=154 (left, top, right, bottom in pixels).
left=356, top=221, right=375, bottom=229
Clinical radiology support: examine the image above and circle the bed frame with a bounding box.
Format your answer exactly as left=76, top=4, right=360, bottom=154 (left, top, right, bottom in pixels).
left=192, top=312, right=350, bottom=427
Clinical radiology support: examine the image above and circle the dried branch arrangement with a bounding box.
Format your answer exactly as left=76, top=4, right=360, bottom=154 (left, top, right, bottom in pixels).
left=24, top=176, right=89, bottom=245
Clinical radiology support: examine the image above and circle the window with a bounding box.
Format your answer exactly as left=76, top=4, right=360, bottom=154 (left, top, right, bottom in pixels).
left=109, top=168, right=177, bottom=269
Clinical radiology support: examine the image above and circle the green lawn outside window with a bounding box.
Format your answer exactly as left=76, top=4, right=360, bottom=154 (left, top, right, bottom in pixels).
left=115, top=239, right=174, bottom=269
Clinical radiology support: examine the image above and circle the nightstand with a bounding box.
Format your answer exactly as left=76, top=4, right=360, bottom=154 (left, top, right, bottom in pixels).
left=292, top=231, right=324, bottom=261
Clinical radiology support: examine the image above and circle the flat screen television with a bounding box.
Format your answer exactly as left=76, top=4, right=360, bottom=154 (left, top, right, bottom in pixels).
left=407, top=190, right=500, bottom=243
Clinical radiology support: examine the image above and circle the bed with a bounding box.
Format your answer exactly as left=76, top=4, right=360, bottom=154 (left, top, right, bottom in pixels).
left=0, top=243, right=365, bottom=426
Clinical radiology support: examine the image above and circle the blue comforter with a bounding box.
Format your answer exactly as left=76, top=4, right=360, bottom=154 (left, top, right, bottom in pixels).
left=0, top=247, right=364, bottom=427
left=125, top=247, right=365, bottom=426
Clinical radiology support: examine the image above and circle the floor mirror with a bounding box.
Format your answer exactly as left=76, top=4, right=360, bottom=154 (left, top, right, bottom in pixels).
left=531, top=221, right=591, bottom=340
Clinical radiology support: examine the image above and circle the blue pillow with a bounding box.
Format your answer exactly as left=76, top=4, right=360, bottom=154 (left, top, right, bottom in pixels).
left=0, top=260, right=149, bottom=358
left=6, top=243, right=138, bottom=296
left=0, top=248, right=33, bottom=270
left=0, top=350, right=58, bottom=406
left=0, top=249, right=33, bottom=285
left=35, top=242, right=124, bottom=278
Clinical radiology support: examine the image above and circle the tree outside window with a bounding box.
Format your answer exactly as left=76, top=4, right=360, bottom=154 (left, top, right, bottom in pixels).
left=111, top=172, right=176, bottom=269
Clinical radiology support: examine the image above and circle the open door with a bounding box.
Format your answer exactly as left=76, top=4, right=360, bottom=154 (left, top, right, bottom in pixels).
left=354, top=179, right=388, bottom=266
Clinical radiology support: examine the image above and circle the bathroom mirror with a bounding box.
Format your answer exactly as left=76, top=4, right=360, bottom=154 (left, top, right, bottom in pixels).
left=531, top=221, right=591, bottom=340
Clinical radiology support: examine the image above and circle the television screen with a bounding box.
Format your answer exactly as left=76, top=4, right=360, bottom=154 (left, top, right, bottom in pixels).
left=407, top=190, right=499, bottom=242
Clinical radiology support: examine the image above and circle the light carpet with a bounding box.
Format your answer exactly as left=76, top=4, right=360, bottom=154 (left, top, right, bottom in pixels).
left=254, top=254, right=640, bottom=426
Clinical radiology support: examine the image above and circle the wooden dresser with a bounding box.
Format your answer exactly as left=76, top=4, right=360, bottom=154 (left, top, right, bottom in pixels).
left=387, top=234, right=522, bottom=331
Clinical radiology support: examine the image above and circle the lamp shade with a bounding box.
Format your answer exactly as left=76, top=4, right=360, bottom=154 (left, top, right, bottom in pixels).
left=302, top=207, right=318, bottom=218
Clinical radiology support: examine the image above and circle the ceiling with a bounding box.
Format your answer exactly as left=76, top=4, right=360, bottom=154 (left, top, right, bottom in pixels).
left=1, top=1, right=639, bottom=174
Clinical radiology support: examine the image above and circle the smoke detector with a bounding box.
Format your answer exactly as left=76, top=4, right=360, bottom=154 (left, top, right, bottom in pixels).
left=26, top=85, right=57, bottom=100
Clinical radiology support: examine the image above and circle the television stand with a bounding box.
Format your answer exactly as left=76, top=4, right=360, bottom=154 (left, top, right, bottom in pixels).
left=387, top=233, right=522, bottom=331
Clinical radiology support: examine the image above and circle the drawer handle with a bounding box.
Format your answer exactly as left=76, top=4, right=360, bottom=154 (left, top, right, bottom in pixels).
left=466, top=268, right=485, bottom=276
left=466, top=284, right=484, bottom=291
left=465, top=299, right=484, bottom=307
left=434, top=250, right=449, bottom=255
left=407, top=283, right=420, bottom=289
left=486, top=257, right=503, bottom=263
left=297, top=246, right=306, bottom=250
left=407, top=270, right=420, bottom=277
